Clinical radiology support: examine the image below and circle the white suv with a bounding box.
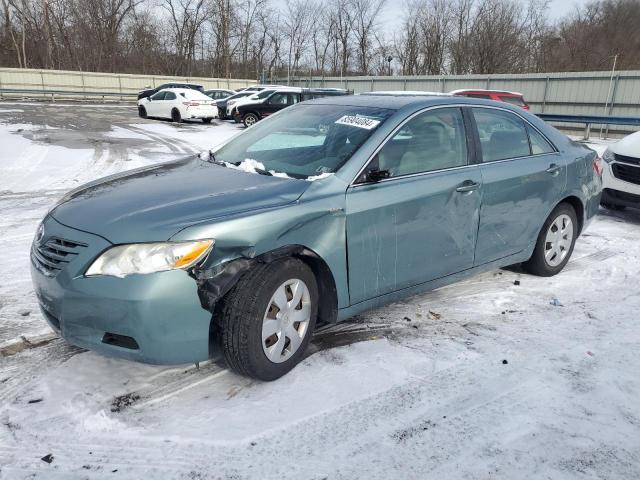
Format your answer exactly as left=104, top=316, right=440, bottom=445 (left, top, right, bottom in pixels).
left=601, top=131, right=640, bottom=210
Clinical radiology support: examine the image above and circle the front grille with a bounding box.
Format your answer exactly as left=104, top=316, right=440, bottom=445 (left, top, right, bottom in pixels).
left=612, top=163, right=640, bottom=185
left=31, top=236, right=87, bottom=276
left=614, top=153, right=640, bottom=166
left=603, top=188, right=640, bottom=204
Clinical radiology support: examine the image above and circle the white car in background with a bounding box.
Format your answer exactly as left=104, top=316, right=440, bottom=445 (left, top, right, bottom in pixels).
left=601, top=131, right=640, bottom=210
left=137, top=88, right=217, bottom=123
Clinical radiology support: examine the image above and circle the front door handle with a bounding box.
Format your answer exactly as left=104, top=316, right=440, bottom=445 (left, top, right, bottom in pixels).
left=455, top=180, right=480, bottom=193
left=546, top=163, right=561, bottom=175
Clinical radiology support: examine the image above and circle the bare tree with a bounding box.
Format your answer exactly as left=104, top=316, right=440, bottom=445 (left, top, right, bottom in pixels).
left=162, top=0, right=208, bottom=75
left=351, top=0, right=385, bottom=74
left=1, top=0, right=639, bottom=79
left=283, top=0, right=316, bottom=82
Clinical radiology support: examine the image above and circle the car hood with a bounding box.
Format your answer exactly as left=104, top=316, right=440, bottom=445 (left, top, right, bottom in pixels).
left=51, top=156, right=310, bottom=244
left=611, top=131, right=640, bottom=158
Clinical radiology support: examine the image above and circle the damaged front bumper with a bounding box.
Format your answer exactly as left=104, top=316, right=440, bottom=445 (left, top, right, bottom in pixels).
left=30, top=216, right=213, bottom=364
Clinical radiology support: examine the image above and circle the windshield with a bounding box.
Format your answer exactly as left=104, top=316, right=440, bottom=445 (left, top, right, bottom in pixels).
left=228, top=92, right=252, bottom=101
left=180, top=90, right=212, bottom=100
left=213, top=104, right=394, bottom=179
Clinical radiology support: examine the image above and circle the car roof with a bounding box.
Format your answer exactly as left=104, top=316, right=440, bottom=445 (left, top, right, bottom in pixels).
left=159, top=88, right=209, bottom=97
left=362, top=90, right=451, bottom=97
left=301, top=92, right=531, bottom=113
left=450, top=88, right=524, bottom=96
left=159, top=82, right=202, bottom=87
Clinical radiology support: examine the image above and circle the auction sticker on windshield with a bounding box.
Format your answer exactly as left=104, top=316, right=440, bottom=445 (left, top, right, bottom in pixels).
left=335, top=115, right=381, bottom=130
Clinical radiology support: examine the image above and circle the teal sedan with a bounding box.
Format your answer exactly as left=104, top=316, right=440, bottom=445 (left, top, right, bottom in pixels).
left=31, top=94, right=602, bottom=380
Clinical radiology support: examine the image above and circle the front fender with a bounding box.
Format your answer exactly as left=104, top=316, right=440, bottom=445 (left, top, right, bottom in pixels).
left=170, top=175, right=349, bottom=308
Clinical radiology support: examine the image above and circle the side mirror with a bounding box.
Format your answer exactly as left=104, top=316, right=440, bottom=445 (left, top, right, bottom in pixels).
left=366, top=168, right=390, bottom=183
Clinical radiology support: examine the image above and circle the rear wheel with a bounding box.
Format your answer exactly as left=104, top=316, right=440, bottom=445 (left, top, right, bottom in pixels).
left=171, top=108, right=182, bottom=123
left=202, top=118, right=213, bottom=124
left=218, top=258, right=318, bottom=381
left=524, top=202, right=578, bottom=276
left=243, top=112, right=259, bottom=128
left=138, top=106, right=147, bottom=119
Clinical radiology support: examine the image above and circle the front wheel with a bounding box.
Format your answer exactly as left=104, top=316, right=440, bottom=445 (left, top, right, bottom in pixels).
left=202, top=118, right=213, bottom=124
left=243, top=112, right=259, bottom=128
left=138, top=106, right=147, bottom=119
left=218, top=258, right=318, bottom=380
left=524, top=202, right=578, bottom=277
left=171, top=108, right=182, bottom=123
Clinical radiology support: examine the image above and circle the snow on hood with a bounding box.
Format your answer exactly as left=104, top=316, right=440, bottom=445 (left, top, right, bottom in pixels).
left=217, top=157, right=335, bottom=181
left=223, top=158, right=266, bottom=174
left=306, top=172, right=334, bottom=181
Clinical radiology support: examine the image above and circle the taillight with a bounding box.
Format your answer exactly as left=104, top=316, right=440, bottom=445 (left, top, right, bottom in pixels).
left=593, top=156, right=604, bottom=177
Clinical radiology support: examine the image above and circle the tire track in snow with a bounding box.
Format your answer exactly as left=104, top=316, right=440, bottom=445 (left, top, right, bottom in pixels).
left=120, top=124, right=199, bottom=155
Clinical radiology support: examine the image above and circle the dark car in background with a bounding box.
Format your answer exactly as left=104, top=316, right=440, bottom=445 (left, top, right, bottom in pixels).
left=217, top=90, right=255, bottom=120
left=451, top=89, right=530, bottom=110
left=204, top=88, right=235, bottom=101
left=235, top=88, right=350, bottom=127
left=138, top=83, right=204, bottom=101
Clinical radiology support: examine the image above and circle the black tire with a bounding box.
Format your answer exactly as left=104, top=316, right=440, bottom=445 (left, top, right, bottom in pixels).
left=243, top=112, right=259, bottom=128
left=523, top=202, right=578, bottom=277
left=138, top=106, right=147, bottom=119
left=218, top=258, right=318, bottom=381
left=171, top=108, right=182, bottom=123
left=601, top=202, right=626, bottom=211
left=202, top=118, right=213, bottom=124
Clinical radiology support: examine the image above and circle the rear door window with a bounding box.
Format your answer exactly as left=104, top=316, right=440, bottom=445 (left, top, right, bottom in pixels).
left=472, top=108, right=530, bottom=162
left=164, top=92, right=176, bottom=100
left=528, top=125, right=555, bottom=154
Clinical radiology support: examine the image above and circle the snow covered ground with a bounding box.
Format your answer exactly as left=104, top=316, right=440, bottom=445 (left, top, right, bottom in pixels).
left=1, top=103, right=640, bottom=479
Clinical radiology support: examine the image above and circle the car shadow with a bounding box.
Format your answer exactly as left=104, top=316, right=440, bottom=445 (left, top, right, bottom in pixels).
left=598, top=205, right=640, bottom=226
left=145, top=116, right=216, bottom=126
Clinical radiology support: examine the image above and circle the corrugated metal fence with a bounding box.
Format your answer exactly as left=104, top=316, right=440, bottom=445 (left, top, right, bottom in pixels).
left=0, top=67, right=254, bottom=100
left=288, top=71, right=640, bottom=132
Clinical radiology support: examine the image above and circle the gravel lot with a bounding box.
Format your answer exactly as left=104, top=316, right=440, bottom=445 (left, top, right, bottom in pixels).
left=1, top=102, right=639, bottom=480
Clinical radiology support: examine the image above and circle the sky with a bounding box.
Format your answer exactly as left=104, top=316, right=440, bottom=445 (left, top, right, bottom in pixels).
left=379, top=0, right=593, bottom=33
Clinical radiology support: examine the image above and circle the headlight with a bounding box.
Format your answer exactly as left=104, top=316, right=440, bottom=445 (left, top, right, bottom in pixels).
left=602, top=148, right=615, bottom=163
left=85, top=240, right=214, bottom=278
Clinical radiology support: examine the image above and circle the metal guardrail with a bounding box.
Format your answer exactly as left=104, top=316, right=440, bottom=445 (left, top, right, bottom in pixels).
left=537, top=113, right=640, bottom=139
left=0, top=87, right=138, bottom=101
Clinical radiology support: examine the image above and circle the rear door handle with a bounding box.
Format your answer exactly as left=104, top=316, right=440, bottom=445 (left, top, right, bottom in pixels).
left=455, top=180, right=480, bottom=193
left=546, top=163, right=561, bottom=175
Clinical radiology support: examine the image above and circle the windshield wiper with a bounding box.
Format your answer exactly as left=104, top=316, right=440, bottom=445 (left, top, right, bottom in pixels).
left=205, top=151, right=226, bottom=166
left=254, top=167, right=273, bottom=176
